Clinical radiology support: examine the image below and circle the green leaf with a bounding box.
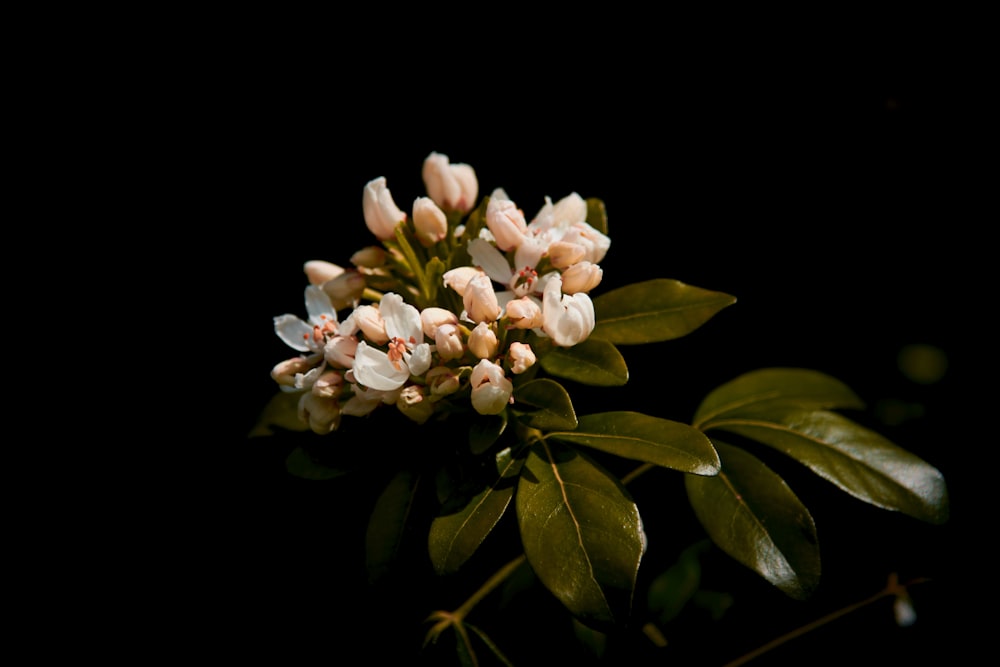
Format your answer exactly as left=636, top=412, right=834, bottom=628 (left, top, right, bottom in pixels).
left=590, top=278, right=736, bottom=344
left=686, top=440, right=821, bottom=599
left=284, top=446, right=351, bottom=481
left=365, top=470, right=421, bottom=583
left=428, top=448, right=524, bottom=575
left=249, top=390, right=309, bottom=438
left=516, top=441, right=645, bottom=628
left=537, top=337, right=629, bottom=386
left=693, top=367, right=866, bottom=428
left=512, top=378, right=578, bottom=430
left=549, top=411, right=720, bottom=475
left=705, top=409, right=949, bottom=524
left=469, top=412, right=507, bottom=455
left=646, top=541, right=709, bottom=623
left=585, top=197, right=608, bottom=235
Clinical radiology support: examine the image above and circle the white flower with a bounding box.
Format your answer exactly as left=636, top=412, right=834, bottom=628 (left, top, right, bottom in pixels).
left=351, top=293, right=433, bottom=391
left=463, top=273, right=502, bottom=324
left=542, top=274, right=596, bottom=347
left=274, top=285, right=339, bottom=354
left=470, top=359, right=513, bottom=415
left=363, top=176, right=407, bottom=240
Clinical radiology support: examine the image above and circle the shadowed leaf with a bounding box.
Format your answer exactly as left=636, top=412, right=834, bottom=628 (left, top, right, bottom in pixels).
left=686, top=440, right=821, bottom=599
left=694, top=367, right=865, bottom=428
left=366, top=470, right=421, bottom=582
left=512, top=378, right=578, bottom=430
left=585, top=197, right=608, bottom=235
left=284, top=446, right=351, bottom=481
left=429, top=448, right=524, bottom=574
left=249, top=391, right=309, bottom=437
left=538, top=337, right=628, bottom=387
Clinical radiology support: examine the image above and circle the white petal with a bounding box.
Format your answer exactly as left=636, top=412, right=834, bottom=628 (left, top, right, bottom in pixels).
left=274, top=314, right=313, bottom=352
left=406, top=343, right=433, bottom=376
left=305, top=285, right=337, bottom=326
left=468, top=238, right=513, bottom=284
left=380, top=292, right=423, bottom=344
left=352, top=340, right=408, bottom=391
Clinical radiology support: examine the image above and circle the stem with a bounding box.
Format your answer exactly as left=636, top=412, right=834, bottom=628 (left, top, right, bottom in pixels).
left=722, top=573, right=930, bottom=667
left=452, top=554, right=527, bottom=622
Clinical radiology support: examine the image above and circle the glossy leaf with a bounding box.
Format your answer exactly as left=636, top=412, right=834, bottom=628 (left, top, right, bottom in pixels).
left=686, top=440, right=821, bottom=599
left=549, top=411, right=720, bottom=475
left=284, top=446, right=350, bottom=481
left=366, top=470, right=421, bottom=582
left=585, top=197, right=608, bottom=235
left=429, top=448, right=524, bottom=575
left=693, top=367, right=866, bottom=428
left=517, top=441, right=645, bottom=628
left=512, top=378, right=578, bottom=431
left=537, top=337, right=629, bottom=387
left=590, top=279, right=736, bottom=345
left=248, top=390, right=309, bottom=438
left=706, top=408, right=949, bottom=524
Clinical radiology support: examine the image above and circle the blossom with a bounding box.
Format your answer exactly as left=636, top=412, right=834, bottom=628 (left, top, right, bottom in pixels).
left=363, top=176, right=407, bottom=240
left=470, top=359, right=513, bottom=415
left=297, top=392, right=341, bottom=434
left=397, top=385, right=435, bottom=424
left=271, top=354, right=325, bottom=391
left=422, top=152, right=478, bottom=213
left=542, top=274, right=596, bottom=347
left=351, top=293, right=433, bottom=391
left=505, top=296, right=544, bottom=329
left=274, top=285, right=339, bottom=354
left=304, top=260, right=344, bottom=286
left=560, top=260, right=603, bottom=294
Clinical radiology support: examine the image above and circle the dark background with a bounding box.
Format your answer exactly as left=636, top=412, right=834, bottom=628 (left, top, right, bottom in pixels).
left=207, top=43, right=979, bottom=665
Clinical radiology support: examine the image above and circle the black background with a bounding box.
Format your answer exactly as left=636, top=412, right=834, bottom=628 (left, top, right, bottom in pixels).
left=205, top=39, right=980, bottom=665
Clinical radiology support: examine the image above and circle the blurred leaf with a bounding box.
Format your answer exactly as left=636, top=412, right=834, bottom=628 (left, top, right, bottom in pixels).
left=686, top=440, right=821, bottom=599
left=512, top=378, right=578, bottom=430
left=706, top=408, right=949, bottom=524
left=591, top=279, right=736, bottom=344
left=429, top=448, right=524, bottom=575
left=517, top=441, right=645, bottom=629
left=248, top=390, right=308, bottom=438
left=549, top=411, right=720, bottom=475
left=465, top=623, right=515, bottom=666
left=538, top=337, right=628, bottom=387
left=284, top=446, right=351, bottom=481
left=646, top=540, right=710, bottom=623
left=585, top=197, right=608, bottom=235
left=366, top=469, right=421, bottom=583
left=424, top=256, right=446, bottom=304
left=693, top=367, right=866, bottom=428
left=470, top=412, right=507, bottom=455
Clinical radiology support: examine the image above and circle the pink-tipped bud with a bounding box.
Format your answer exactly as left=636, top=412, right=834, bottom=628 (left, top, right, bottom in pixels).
left=350, top=246, right=387, bottom=268
left=560, top=261, right=603, bottom=294
left=463, top=273, right=501, bottom=324
left=322, top=271, right=366, bottom=310
left=412, top=197, right=448, bottom=247
left=304, top=260, right=345, bottom=286
left=468, top=322, right=499, bottom=359
left=352, top=304, right=389, bottom=345
left=508, top=342, right=536, bottom=374
left=485, top=194, right=527, bottom=252
left=505, top=296, right=544, bottom=329
left=422, top=152, right=479, bottom=213
left=363, top=176, right=407, bottom=240
left=470, top=359, right=513, bottom=415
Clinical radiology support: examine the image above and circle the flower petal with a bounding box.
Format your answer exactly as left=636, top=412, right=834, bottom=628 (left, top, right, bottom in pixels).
left=274, top=314, right=314, bottom=352
left=352, top=341, right=409, bottom=391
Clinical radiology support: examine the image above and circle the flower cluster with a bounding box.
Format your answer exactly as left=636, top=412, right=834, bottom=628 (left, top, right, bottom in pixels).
left=271, top=152, right=611, bottom=434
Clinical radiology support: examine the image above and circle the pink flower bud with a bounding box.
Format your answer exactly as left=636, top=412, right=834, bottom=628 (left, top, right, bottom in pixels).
left=547, top=241, right=587, bottom=270
left=434, top=323, right=465, bottom=361
left=560, top=261, right=603, bottom=294
left=422, top=152, right=479, bottom=213
left=412, top=196, right=448, bottom=247
left=350, top=246, right=387, bottom=268
left=304, top=260, right=344, bottom=286
left=312, top=370, right=345, bottom=398
left=442, top=266, right=485, bottom=297
left=420, top=307, right=459, bottom=338
left=363, top=176, right=406, bottom=240
left=322, top=271, right=366, bottom=310
left=470, top=359, right=513, bottom=415
left=505, top=296, right=544, bottom=329
left=463, top=273, right=501, bottom=323
left=468, top=322, right=499, bottom=359
left=426, top=366, right=461, bottom=397
left=508, top=342, right=536, bottom=374
left=271, top=355, right=319, bottom=388
left=352, top=304, right=389, bottom=345
left=297, top=392, right=342, bottom=434
left=397, top=385, right=434, bottom=424
left=560, top=222, right=611, bottom=264
left=485, top=194, right=527, bottom=251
